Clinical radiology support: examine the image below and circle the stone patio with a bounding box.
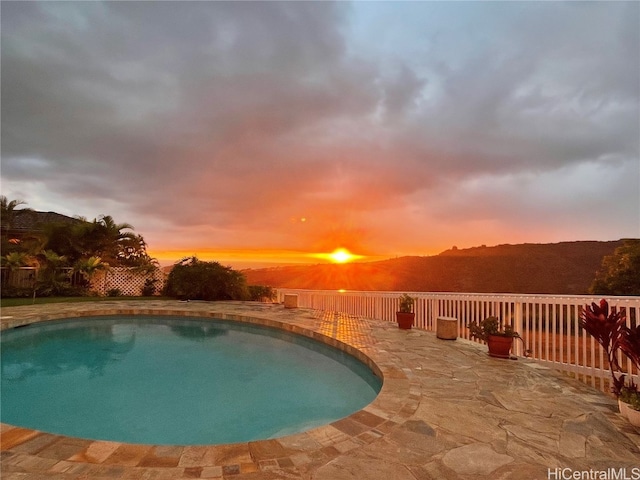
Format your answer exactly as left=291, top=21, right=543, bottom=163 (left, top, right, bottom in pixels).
left=1, top=300, right=639, bottom=480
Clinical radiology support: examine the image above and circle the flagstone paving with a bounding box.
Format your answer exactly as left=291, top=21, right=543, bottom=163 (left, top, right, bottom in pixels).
left=1, top=300, right=639, bottom=480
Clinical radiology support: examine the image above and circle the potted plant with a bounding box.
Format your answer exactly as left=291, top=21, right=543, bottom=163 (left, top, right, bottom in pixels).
left=618, top=383, right=640, bottom=426
left=580, top=300, right=640, bottom=427
left=468, top=316, right=521, bottom=359
left=396, top=294, right=415, bottom=330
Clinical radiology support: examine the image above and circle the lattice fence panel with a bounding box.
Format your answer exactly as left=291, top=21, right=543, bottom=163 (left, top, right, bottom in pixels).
left=90, top=267, right=167, bottom=296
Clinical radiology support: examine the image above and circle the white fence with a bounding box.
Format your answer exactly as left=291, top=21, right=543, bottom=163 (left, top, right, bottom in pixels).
left=276, top=289, right=640, bottom=394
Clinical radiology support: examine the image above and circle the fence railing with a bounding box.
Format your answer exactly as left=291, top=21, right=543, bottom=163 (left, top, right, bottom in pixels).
left=276, top=289, right=640, bottom=394
left=0, top=267, right=39, bottom=288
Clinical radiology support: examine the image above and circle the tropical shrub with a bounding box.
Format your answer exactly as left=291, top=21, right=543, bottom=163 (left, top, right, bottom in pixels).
left=73, top=256, right=109, bottom=287
left=580, top=299, right=640, bottom=410
left=468, top=316, right=521, bottom=341
left=36, top=283, right=87, bottom=297
left=398, top=294, right=414, bottom=313
left=141, top=278, right=158, bottom=296
left=248, top=285, right=276, bottom=302
left=1, top=286, right=34, bottom=298
left=164, top=257, right=249, bottom=301
left=590, top=240, right=640, bottom=295
left=34, top=250, right=70, bottom=296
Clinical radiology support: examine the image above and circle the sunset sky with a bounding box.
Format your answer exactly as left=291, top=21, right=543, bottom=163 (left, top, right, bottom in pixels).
left=2, top=1, right=639, bottom=268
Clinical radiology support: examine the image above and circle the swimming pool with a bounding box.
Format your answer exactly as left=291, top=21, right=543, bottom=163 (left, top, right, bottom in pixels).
left=0, top=315, right=382, bottom=445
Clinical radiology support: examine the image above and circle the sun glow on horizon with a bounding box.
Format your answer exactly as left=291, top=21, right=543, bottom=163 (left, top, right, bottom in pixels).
left=148, top=248, right=318, bottom=267
left=148, top=247, right=368, bottom=268
left=312, top=248, right=363, bottom=264
left=329, top=248, right=354, bottom=263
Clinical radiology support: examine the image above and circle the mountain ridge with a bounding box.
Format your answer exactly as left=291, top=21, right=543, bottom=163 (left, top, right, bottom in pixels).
left=243, top=240, right=627, bottom=294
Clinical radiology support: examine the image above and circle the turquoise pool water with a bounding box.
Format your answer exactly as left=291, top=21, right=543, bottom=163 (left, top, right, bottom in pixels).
left=1, top=315, right=381, bottom=445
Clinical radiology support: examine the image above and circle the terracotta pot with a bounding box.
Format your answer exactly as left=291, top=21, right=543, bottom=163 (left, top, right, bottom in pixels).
left=396, top=312, right=415, bottom=330
left=487, top=335, right=514, bottom=358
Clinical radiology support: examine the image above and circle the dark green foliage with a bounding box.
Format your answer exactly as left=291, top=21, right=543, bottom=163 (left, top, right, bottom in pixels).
left=36, top=283, right=87, bottom=298
left=43, top=215, right=153, bottom=268
left=41, top=223, right=81, bottom=262
left=398, top=293, right=414, bottom=313
left=2, top=203, right=154, bottom=270
left=141, top=278, right=158, bottom=296
left=165, top=257, right=249, bottom=301
left=106, top=288, right=122, bottom=297
left=468, top=316, right=520, bottom=341
left=247, top=285, right=275, bottom=302
left=1, top=197, right=160, bottom=298
left=0, top=196, right=35, bottom=254
left=1, top=286, right=34, bottom=298
left=620, top=385, right=640, bottom=410
left=590, top=239, right=640, bottom=296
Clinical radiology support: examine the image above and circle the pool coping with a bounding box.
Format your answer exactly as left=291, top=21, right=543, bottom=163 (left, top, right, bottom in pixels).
left=4, top=300, right=639, bottom=480
left=1, top=303, right=418, bottom=477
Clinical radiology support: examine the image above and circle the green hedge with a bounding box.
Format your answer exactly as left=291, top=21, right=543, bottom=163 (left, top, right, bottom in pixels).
left=164, top=257, right=249, bottom=301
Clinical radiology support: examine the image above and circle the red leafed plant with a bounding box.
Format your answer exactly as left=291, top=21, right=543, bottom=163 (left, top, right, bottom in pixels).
left=619, top=325, right=640, bottom=371
left=580, top=299, right=640, bottom=409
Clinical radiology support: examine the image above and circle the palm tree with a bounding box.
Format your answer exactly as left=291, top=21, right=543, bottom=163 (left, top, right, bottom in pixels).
left=73, top=256, right=109, bottom=288
left=118, top=234, right=158, bottom=269
left=35, top=250, right=70, bottom=295
left=74, top=215, right=137, bottom=264
left=0, top=196, right=36, bottom=247
left=2, top=251, right=35, bottom=268
left=37, top=249, right=68, bottom=267
left=1, top=251, right=37, bottom=287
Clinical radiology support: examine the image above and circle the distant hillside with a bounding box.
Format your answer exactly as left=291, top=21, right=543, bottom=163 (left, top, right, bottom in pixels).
left=243, top=240, right=627, bottom=294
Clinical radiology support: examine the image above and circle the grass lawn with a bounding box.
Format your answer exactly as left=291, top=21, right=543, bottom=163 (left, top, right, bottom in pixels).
left=1, top=296, right=172, bottom=308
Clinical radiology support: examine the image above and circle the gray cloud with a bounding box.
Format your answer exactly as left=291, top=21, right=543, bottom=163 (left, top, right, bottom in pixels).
left=2, top=1, right=638, bottom=261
